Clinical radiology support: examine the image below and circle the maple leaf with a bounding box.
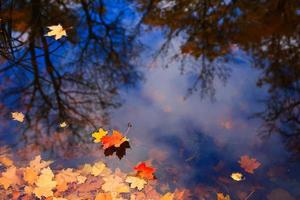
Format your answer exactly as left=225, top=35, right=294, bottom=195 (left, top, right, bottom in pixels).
left=104, top=141, right=130, bottom=159
left=0, top=166, right=21, bottom=189
left=239, top=155, right=261, bottom=174
left=102, top=174, right=129, bottom=194
left=91, top=161, right=106, bottom=176
left=134, top=162, right=156, bottom=180
left=29, top=155, right=53, bottom=172
left=23, top=167, right=38, bottom=185
left=11, top=112, right=24, bottom=122
left=125, top=176, right=147, bottom=191
left=55, top=168, right=79, bottom=192
left=95, top=192, right=113, bottom=200
left=230, top=172, right=244, bottom=181
left=217, top=193, right=231, bottom=200
left=77, top=175, right=87, bottom=184
left=0, top=156, right=14, bottom=167
left=46, top=24, right=67, bottom=40
left=160, top=192, right=174, bottom=200
left=92, top=128, right=108, bottom=143
left=59, top=121, right=68, bottom=128
left=33, top=167, right=57, bottom=198
left=81, top=163, right=93, bottom=175
left=101, top=130, right=128, bottom=149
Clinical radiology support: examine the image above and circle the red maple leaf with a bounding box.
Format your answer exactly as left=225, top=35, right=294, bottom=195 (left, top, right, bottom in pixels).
left=134, top=162, right=156, bottom=180
left=101, top=130, right=127, bottom=149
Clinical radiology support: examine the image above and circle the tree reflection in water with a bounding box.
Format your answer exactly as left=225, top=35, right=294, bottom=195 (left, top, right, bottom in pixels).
left=135, top=0, right=300, bottom=156
left=0, top=0, right=142, bottom=149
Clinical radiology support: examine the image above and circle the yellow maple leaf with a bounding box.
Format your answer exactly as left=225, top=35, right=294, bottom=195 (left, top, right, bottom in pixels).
left=46, top=24, right=67, bottom=40
left=102, top=175, right=129, bottom=193
left=91, top=161, right=106, bottom=176
left=217, top=193, right=231, bottom=200
left=77, top=175, right=87, bottom=184
left=59, top=121, right=68, bottom=128
left=92, top=128, right=108, bottom=143
left=230, top=172, right=244, bottom=181
left=125, top=176, right=147, bottom=191
left=23, top=167, right=38, bottom=185
left=29, top=155, right=53, bottom=172
left=11, top=112, right=24, bottom=122
left=33, top=167, right=57, bottom=198
left=0, top=166, right=21, bottom=189
left=81, top=163, right=93, bottom=175
left=160, top=192, right=174, bottom=200
left=55, top=168, right=79, bottom=192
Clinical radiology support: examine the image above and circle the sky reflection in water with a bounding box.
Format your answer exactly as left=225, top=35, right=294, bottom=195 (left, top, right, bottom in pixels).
left=0, top=0, right=300, bottom=199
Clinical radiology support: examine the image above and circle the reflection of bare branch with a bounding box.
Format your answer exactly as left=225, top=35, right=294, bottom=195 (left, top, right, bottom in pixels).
left=0, top=0, right=141, bottom=150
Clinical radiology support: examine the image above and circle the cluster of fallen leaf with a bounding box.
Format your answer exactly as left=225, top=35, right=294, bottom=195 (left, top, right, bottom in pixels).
left=0, top=154, right=188, bottom=200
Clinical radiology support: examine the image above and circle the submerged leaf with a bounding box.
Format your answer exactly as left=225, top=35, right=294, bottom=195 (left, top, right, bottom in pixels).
left=239, top=155, right=261, bottom=174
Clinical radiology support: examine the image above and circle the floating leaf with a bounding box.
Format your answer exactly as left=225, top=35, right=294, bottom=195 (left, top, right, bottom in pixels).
left=33, top=167, right=57, bottom=198
left=160, top=192, right=174, bottom=200
left=55, top=168, right=79, bottom=192
left=46, top=24, right=67, bottom=40
left=91, top=161, right=106, bottom=176
left=29, top=155, right=53, bottom=172
left=125, top=176, right=147, bottom=190
left=0, top=166, right=21, bottom=189
left=77, top=175, right=87, bottom=184
left=134, top=162, right=156, bottom=180
left=239, top=155, right=261, bottom=174
left=23, top=167, right=38, bottom=185
left=11, top=112, right=24, bottom=122
left=101, top=130, right=128, bottom=149
left=59, top=122, right=68, bottom=128
left=230, top=172, right=244, bottom=181
left=102, top=175, right=129, bottom=194
left=92, top=128, right=108, bottom=143
left=217, top=193, right=231, bottom=200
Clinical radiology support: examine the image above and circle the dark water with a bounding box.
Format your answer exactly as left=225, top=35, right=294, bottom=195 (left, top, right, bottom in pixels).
left=0, top=0, right=300, bottom=199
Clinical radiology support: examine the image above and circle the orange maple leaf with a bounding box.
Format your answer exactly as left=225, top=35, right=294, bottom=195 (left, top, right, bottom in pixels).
left=239, top=155, right=261, bottom=174
left=101, top=130, right=127, bottom=149
left=134, top=162, right=156, bottom=180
